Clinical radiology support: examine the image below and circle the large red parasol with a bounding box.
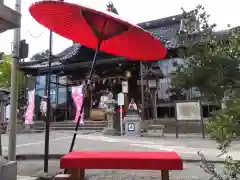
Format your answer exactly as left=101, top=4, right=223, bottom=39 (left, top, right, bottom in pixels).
left=29, top=1, right=167, bottom=60
left=29, top=1, right=167, bottom=172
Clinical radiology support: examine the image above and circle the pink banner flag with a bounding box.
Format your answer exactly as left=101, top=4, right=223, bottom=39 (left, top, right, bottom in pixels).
left=25, top=90, right=35, bottom=124
left=72, top=85, right=84, bottom=124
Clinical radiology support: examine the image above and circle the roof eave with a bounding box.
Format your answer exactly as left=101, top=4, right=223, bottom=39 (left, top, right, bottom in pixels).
left=138, top=14, right=182, bottom=29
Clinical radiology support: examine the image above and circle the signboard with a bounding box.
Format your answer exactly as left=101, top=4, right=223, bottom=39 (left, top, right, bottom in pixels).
left=40, top=98, right=47, bottom=114
left=128, top=123, right=135, bottom=131
left=148, top=80, right=157, bottom=88
left=122, top=81, right=128, bottom=93
left=117, top=93, right=124, bottom=106
left=176, top=101, right=201, bottom=120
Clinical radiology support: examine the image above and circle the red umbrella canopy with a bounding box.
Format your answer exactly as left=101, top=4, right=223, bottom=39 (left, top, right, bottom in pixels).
left=29, top=1, right=167, bottom=60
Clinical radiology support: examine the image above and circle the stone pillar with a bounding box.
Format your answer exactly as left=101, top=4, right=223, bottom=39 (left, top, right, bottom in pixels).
left=102, top=94, right=117, bottom=135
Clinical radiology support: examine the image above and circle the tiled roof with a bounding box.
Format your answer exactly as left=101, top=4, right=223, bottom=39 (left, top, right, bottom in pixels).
left=20, top=43, right=82, bottom=69
left=149, top=23, right=180, bottom=49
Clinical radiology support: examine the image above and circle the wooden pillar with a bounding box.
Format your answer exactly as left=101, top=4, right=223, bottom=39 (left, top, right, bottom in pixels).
left=140, top=61, right=145, bottom=119
left=124, top=93, right=128, bottom=112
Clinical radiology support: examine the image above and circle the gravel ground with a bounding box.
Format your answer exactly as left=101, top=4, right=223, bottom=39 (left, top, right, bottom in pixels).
left=17, top=160, right=219, bottom=180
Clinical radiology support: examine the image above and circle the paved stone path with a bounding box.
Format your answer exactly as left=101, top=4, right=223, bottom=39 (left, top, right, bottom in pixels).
left=2, top=131, right=240, bottom=161
left=77, top=133, right=240, bottom=161
left=0, top=131, right=236, bottom=179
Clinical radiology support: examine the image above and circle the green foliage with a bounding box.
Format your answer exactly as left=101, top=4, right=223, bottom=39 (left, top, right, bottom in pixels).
left=0, top=55, right=12, bottom=88
left=199, top=152, right=240, bottom=180
left=0, top=54, right=26, bottom=89
left=206, top=98, right=240, bottom=150
left=176, top=4, right=240, bottom=144
left=171, top=5, right=240, bottom=101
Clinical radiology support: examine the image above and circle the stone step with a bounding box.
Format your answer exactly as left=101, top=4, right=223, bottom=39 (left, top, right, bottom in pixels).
left=32, top=120, right=107, bottom=131
left=34, top=126, right=104, bottom=131
left=33, top=122, right=107, bottom=127
left=34, top=120, right=107, bottom=125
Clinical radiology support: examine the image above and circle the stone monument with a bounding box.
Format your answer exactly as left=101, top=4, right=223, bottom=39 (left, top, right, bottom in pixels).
left=124, top=106, right=141, bottom=136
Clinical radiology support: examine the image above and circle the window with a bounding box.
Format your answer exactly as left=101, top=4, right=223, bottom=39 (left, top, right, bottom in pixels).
left=50, top=89, right=57, bottom=104
left=36, top=89, right=44, bottom=97
left=50, top=75, right=57, bottom=88
left=158, top=78, right=171, bottom=100
left=36, top=76, right=45, bottom=89
left=58, top=86, right=67, bottom=105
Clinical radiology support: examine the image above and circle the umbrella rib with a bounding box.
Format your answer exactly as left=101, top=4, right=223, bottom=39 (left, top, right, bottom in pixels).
left=82, top=10, right=129, bottom=41
left=82, top=10, right=101, bottom=38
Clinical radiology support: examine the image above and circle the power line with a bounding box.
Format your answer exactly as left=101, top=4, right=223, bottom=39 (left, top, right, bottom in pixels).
left=27, top=30, right=44, bottom=38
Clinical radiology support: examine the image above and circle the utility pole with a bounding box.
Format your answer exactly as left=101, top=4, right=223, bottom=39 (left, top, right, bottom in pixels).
left=43, top=30, right=53, bottom=173
left=8, top=0, right=21, bottom=161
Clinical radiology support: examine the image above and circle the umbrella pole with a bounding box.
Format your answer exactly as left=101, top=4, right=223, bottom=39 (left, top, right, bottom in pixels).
left=64, top=40, right=102, bottom=174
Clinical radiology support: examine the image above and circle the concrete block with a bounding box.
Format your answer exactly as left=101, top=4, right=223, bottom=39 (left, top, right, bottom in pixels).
left=0, top=156, right=17, bottom=180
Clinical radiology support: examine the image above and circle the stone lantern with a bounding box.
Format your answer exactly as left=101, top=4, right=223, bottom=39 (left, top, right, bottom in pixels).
left=103, top=92, right=117, bottom=135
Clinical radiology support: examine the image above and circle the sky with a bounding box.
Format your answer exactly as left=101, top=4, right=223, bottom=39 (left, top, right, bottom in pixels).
left=0, top=0, right=240, bottom=59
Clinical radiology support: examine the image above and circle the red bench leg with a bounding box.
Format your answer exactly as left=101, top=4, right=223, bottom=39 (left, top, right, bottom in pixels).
left=161, top=170, right=169, bottom=180
left=70, top=169, right=85, bottom=180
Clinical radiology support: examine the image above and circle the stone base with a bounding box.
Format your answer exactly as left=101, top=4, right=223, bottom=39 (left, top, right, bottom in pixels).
left=102, top=128, right=118, bottom=136
left=0, top=156, right=17, bottom=180
left=31, top=171, right=60, bottom=180
left=147, top=129, right=164, bottom=137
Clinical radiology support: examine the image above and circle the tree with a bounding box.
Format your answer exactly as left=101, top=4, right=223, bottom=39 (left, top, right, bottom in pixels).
left=171, top=5, right=240, bottom=179
left=0, top=55, right=12, bottom=88
left=171, top=5, right=240, bottom=102
left=0, top=54, right=26, bottom=90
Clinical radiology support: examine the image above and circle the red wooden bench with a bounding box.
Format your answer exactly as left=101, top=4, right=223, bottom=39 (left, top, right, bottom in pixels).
left=55, top=151, right=183, bottom=180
